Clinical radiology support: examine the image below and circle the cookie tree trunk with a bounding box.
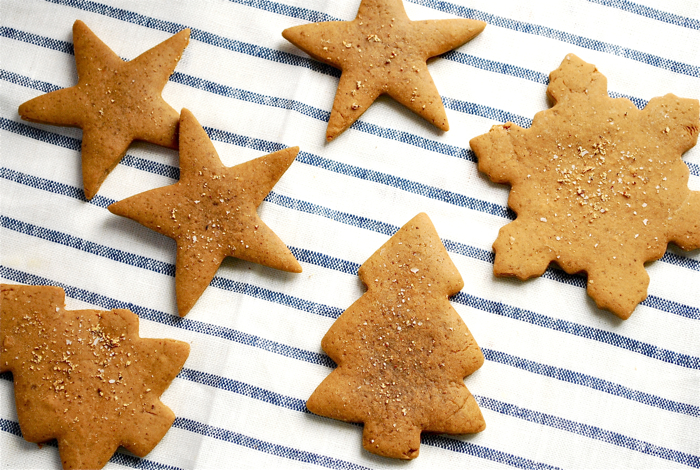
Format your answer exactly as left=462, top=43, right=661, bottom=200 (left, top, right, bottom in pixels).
left=306, top=213, right=485, bottom=459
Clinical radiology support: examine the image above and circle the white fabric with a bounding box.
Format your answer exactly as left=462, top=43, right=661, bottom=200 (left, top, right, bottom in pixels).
left=1, top=0, right=698, bottom=469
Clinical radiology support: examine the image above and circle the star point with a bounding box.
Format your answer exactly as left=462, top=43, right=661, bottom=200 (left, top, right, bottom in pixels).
left=18, top=20, right=190, bottom=199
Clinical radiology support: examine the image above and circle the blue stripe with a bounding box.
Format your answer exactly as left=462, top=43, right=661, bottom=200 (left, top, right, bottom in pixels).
left=476, top=396, right=700, bottom=467
left=453, top=292, right=700, bottom=369
left=421, top=434, right=559, bottom=469
left=2, top=271, right=699, bottom=466
left=0, top=23, right=650, bottom=117
left=173, top=417, right=370, bottom=470
left=224, top=0, right=700, bottom=77
left=5, top=63, right=700, bottom=180
left=0, top=417, right=182, bottom=470
left=0, top=68, right=61, bottom=94
left=481, top=348, right=699, bottom=417
left=42, top=0, right=338, bottom=76
left=3, top=258, right=699, bottom=417
left=3, top=361, right=698, bottom=469
left=177, top=367, right=700, bottom=468
left=0, top=26, right=74, bottom=55
left=172, top=71, right=483, bottom=161
left=586, top=0, right=700, bottom=30
left=405, top=0, right=700, bottom=77
left=176, top=368, right=559, bottom=470
left=294, top=149, right=513, bottom=218
left=0, top=265, right=335, bottom=368
left=442, top=95, right=531, bottom=128
left=2, top=161, right=699, bottom=319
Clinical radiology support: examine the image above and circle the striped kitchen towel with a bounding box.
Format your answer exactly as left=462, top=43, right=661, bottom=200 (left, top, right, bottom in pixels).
left=1, top=0, right=698, bottom=468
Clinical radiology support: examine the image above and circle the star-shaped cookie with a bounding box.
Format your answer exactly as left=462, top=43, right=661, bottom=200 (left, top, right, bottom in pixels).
left=470, top=54, right=700, bottom=319
left=108, top=109, right=302, bottom=316
left=1, top=284, right=190, bottom=470
left=18, top=20, right=190, bottom=200
left=282, top=0, right=485, bottom=141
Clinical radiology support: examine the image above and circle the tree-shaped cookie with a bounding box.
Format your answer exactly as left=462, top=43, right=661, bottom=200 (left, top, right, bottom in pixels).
left=470, top=54, right=699, bottom=319
left=0, top=284, right=190, bottom=470
left=282, top=0, right=485, bottom=141
left=108, top=109, right=302, bottom=316
left=18, top=20, right=190, bottom=200
left=307, top=213, right=485, bottom=459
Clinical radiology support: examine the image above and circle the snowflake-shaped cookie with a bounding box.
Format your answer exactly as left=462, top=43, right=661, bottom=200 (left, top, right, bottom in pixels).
left=470, top=54, right=699, bottom=319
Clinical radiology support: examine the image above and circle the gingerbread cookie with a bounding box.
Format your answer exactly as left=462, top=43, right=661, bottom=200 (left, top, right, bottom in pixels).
left=18, top=20, right=190, bottom=200
left=470, top=54, right=700, bottom=319
left=0, top=284, right=190, bottom=470
left=282, top=0, right=485, bottom=141
left=306, top=213, right=485, bottom=459
left=108, top=109, right=302, bottom=316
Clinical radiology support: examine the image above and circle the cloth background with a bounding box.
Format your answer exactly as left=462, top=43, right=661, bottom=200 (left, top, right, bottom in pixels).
left=1, top=0, right=699, bottom=468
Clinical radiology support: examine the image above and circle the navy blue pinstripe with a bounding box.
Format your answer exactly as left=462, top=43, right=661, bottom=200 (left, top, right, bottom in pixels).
left=405, top=0, right=699, bottom=77
left=0, top=413, right=361, bottom=470
left=0, top=415, right=183, bottom=470
left=2, top=161, right=698, bottom=316
left=475, top=396, right=700, bottom=467
left=4, top=28, right=699, bottom=178
left=2, top=346, right=698, bottom=467
left=44, top=0, right=696, bottom=77
left=1, top=220, right=699, bottom=417
left=1, top=111, right=698, bottom=273
left=586, top=0, right=700, bottom=29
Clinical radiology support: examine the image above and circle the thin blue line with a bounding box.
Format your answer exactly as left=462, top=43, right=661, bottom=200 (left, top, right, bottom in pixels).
left=2, top=229, right=700, bottom=372
left=175, top=368, right=560, bottom=470
left=475, top=396, right=700, bottom=467
left=0, top=265, right=336, bottom=367
left=173, top=417, right=370, bottom=470
left=405, top=0, right=700, bottom=77
left=0, top=417, right=183, bottom=470
left=2, top=270, right=699, bottom=466
left=453, top=291, right=700, bottom=369
left=480, top=348, right=699, bottom=417
left=1, top=160, right=699, bottom=317
left=585, top=0, right=700, bottom=30
left=3, top=109, right=700, bottom=289
left=4, top=61, right=700, bottom=178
